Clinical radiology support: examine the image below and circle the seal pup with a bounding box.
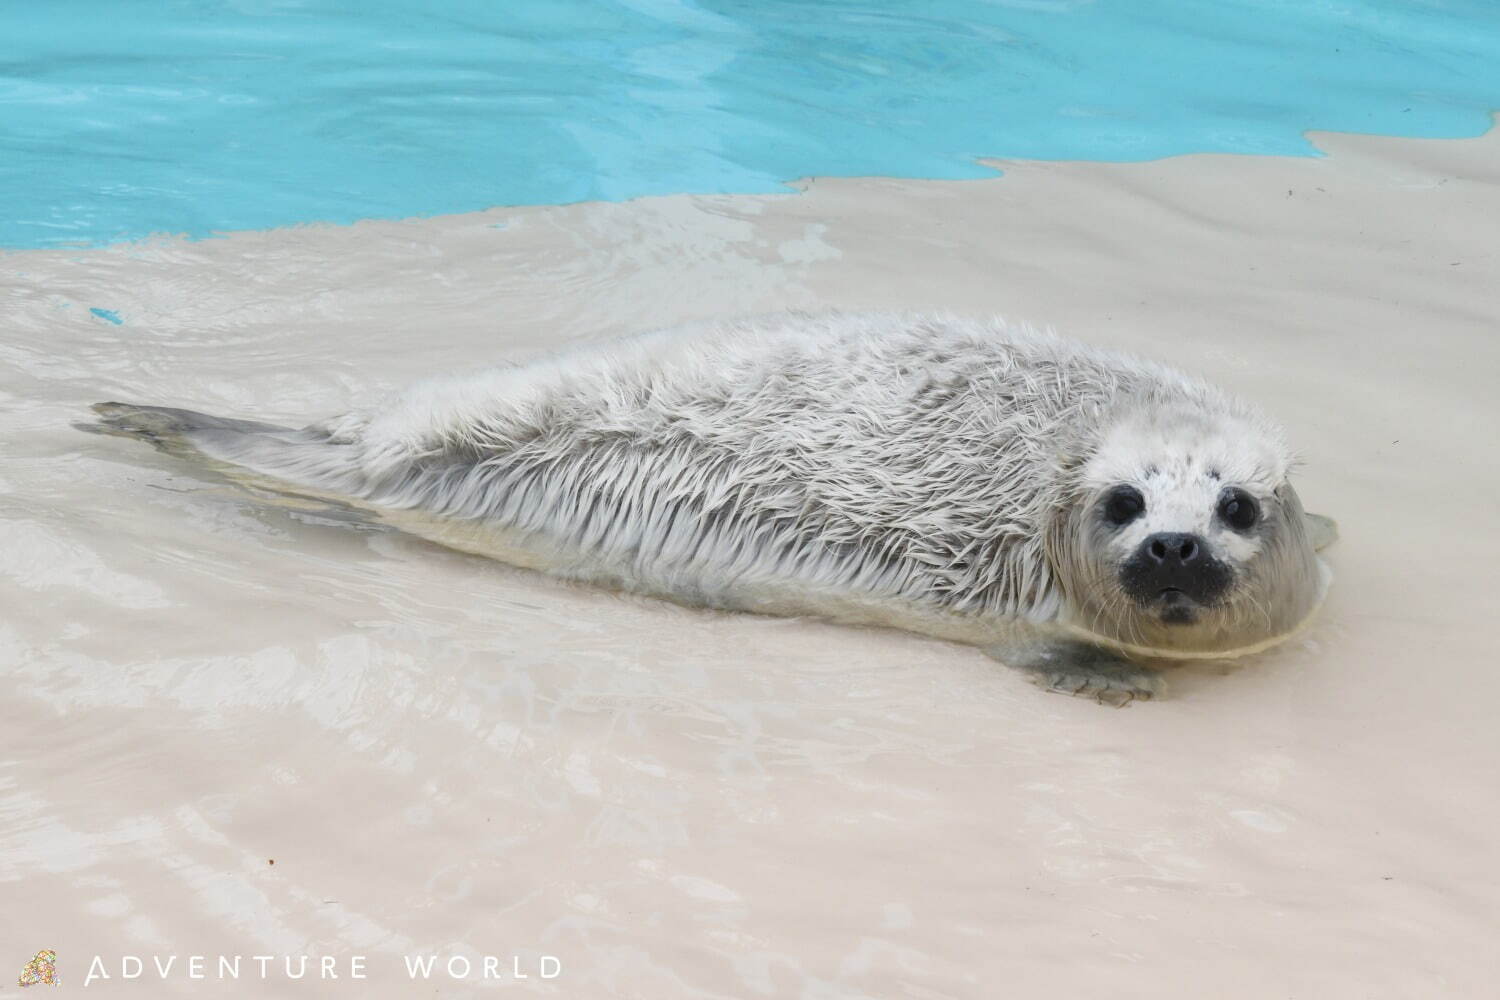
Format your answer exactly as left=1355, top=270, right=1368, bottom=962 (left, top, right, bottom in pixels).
left=90, top=311, right=1335, bottom=704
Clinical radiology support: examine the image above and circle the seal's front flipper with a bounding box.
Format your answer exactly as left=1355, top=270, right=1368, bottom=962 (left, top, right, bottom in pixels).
left=987, top=638, right=1163, bottom=706
left=1304, top=512, right=1338, bottom=551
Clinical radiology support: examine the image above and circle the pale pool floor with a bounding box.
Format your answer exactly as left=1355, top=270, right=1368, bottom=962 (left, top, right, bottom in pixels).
left=2, top=125, right=1498, bottom=997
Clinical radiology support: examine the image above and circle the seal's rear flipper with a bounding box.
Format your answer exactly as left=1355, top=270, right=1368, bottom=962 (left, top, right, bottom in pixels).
left=86, top=402, right=293, bottom=453
left=1304, top=512, right=1338, bottom=551
left=83, top=401, right=369, bottom=498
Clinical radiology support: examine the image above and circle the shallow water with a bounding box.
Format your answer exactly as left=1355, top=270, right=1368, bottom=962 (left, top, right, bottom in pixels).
left=4, top=125, right=1499, bottom=996
left=7, top=0, right=1500, bottom=247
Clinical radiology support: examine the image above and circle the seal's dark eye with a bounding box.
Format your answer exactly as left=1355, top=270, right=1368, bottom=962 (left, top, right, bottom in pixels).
left=1103, top=485, right=1145, bottom=527
left=1218, top=488, right=1259, bottom=531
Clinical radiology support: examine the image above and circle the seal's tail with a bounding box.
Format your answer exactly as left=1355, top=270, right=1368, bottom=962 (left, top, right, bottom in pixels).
left=83, top=401, right=368, bottom=497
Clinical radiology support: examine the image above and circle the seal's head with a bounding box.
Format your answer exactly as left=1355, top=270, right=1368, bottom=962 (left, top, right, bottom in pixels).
left=1047, top=397, right=1328, bottom=657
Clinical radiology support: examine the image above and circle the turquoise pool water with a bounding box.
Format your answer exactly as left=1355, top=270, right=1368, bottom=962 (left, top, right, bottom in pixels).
left=6, top=0, right=1500, bottom=249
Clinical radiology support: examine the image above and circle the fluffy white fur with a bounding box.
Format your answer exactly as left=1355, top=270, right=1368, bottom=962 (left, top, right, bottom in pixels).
left=93, top=311, right=1331, bottom=692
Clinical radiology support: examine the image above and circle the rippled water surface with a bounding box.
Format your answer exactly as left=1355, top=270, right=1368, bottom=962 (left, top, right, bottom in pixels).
left=6, top=0, right=1500, bottom=246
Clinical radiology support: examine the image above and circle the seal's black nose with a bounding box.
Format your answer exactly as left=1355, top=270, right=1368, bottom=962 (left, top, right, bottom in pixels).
left=1144, top=532, right=1201, bottom=567
left=1120, top=532, right=1230, bottom=616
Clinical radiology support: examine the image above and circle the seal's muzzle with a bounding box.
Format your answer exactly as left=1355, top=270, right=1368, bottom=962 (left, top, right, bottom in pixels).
left=1120, top=532, right=1232, bottom=623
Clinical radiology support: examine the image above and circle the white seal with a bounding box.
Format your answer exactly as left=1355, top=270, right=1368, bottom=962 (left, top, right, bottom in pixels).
left=92, top=311, right=1334, bottom=703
